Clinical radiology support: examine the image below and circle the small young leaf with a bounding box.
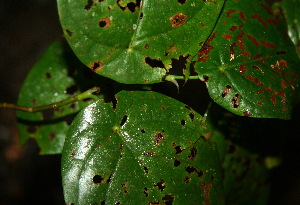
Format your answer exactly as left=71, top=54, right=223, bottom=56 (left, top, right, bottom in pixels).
left=62, top=91, right=224, bottom=204
left=193, top=0, right=300, bottom=119
left=17, top=41, right=105, bottom=154
left=57, top=0, right=224, bottom=83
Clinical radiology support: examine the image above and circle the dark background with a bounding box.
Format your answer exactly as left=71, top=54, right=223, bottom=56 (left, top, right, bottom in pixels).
left=0, top=0, right=300, bottom=204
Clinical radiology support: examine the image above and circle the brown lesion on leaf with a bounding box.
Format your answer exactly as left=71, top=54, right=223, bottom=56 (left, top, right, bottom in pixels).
left=260, top=40, right=276, bottom=49
left=49, top=131, right=56, bottom=141
left=279, top=59, right=288, bottom=68
left=188, top=145, right=197, bottom=161
left=229, top=42, right=237, bottom=61
left=27, top=125, right=38, bottom=134
left=184, top=176, right=191, bottom=184
left=247, top=34, right=260, bottom=48
left=258, top=102, right=263, bottom=106
left=271, top=94, right=276, bottom=106
left=143, top=152, right=157, bottom=157
left=162, top=194, right=175, bottom=204
left=197, top=31, right=217, bottom=62
left=169, top=12, right=187, bottom=28
left=221, top=85, right=232, bottom=98
left=31, top=98, right=37, bottom=106
left=229, top=25, right=238, bottom=32
left=226, top=9, right=237, bottom=17
left=99, top=16, right=111, bottom=28
left=239, top=11, right=246, bottom=22
left=154, top=179, right=166, bottom=192
left=276, top=50, right=287, bottom=55
left=203, top=75, right=209, bottom=82
left=251, top=13, right=268, bottom=29
left=256, top=88, right=264, bottom=94
left=200, top=182, right=213, bottom=202
left=121, top=180, right=129, bottom=195
left=246, top=75, right=264, bottom=87
left=271, top=61, right=286, bottom=78
left=243, top=110, right=252, bottom=117
left=70, top=149, right=76, bottom=158
left=281, top=79, right=287, bottom=89
left=223, top=34, right=233, bottom=40
left=231, top=93, right=239, bottom=109
left=119, top=143, right=124, bottom=151
left=236, top=32, right=251, bottom=58
left=165, top=43, right=180, bottom=57
left=265, top=87, right=274, bottom=93
left=154, top=132, right=165, bottom=145
left=239, top=64, right=248, bottom=75
left=91, top=61, right=103, bottom=72
left=144, top=44, right=149, bottom=49
left=276, top=91, right=287, bottom=105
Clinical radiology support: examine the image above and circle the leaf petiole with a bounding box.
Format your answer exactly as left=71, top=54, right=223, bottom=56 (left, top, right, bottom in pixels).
left=0, top=87, right=100, bottom=113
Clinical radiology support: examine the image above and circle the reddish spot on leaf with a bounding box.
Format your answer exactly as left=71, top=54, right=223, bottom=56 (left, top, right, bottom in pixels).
left=261, top=3, right=274, bottom=16
left=222, top=72, right=226, bottom=76
left=251, top=13, right=268, bottom=29
left=91, top=61, right=103, bottom=72
left=258, top=102, right=263, bottom=106
left=222, top=85, right=232, bottom=98
left=239, top=11, right=246, bottom=22
left=279, top=59, right=288, bottom=68
left=239, top=64, right=248, bottom=75
left=289, top=71, right=297, bottom=79
left=205, top=132, right=212, bottom=139
left=247, top=34, right=260, bottom=48
left=99, top=16, right=111, bottom=28
left=226, top=9, right=237, bottom=17
left=243, top=110, right=252, bottom=117
left=222, top=22, right=226, bottom=24
left=169, top=12, right=186, bottom=28
left=281, top=79, right=287, bottom=89
left=256, top=89, right=263, bottom=94
left=229, top=25, right=238, bottom=32
left=271, top=95, right=276, bottom=106
left=261, top=40, right=276, bottom=49
left=246, top=75, right=264, bottom=87
left=145, top=44, right=149, bottom=49
left=239, top=24, right=243, bottom=30
left=265, top=87, right=274, bottom=93
left=276, top=50, right=287, bottom=55
left=266, top=14, right=280, bottom=25
left=276, top=91, right=287, bottom=105
left=283, top=107, right=287, bottom=111
left=223, top=34, right=233, bottom=40
left=197, top=31, right=217, bottom=62
left=237, top=32, right=251, bottom=58
left=252, top=54, right=263, bottom=60
left=200, top=182, right=212, bottom=201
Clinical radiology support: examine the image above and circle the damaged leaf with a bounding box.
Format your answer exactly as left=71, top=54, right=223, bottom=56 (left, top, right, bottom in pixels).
left=193, top=0, right=300, bottom=119
left=17, top=41, right=104, bottom=154
left=57, top=0, right=224, bottom=83
left=62, top=91, right=224, bottom=204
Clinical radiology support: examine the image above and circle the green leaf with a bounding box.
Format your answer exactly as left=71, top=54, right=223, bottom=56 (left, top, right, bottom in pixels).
left=273, top=0, right=300, bottom=56
left=193, top=0, right=300, bottom=119
left=57, top=0, right=224, bottom=84
left=62, top=91, right=224, bottom=204
left=17, top=40, right=104, bottom=154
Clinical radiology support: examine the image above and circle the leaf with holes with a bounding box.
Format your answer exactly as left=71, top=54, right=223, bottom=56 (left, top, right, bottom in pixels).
left=193, top=0, right=300, bottom=119
left=57, top=0, right=224, bottom=84
left=274, top=0, right=300, bottom=56
left=61, top=90, right=224, bottom=204
left=17, top=41, right=105, bottom=154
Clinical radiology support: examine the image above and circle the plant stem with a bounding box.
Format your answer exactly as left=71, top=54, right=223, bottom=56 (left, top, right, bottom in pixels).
left=0, top=87, right=100, bottom=113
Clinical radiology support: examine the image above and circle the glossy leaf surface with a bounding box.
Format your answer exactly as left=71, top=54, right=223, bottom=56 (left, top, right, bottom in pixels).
left=193, top=0, right=300, bottom=119
left=57, top=0, right=224, bottom=84
left=62, top=91, right=224, bottom=204
left=17, top=41, right=103, bottom=154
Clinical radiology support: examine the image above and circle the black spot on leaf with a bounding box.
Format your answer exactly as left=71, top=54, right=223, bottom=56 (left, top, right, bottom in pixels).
left=141, top=128, right=146, bottom=133
left=174, top=159, right=181, bottom=167
left=84, top=0, right=93, bottom=10
left=93, top=174, right=104, bottom=185
left=140, top=12, right=144, bottom=19
left=143, top=152, right=157, bottom=157
left=181, top=119, right=186, bottom=126
left=91, top=61, right=103, bottom=72
left=154, top=179, right=166, bottom=192
left=177, top=0, right=187, bottom=5
left=222, top=85, right=232, bottom=98
left=120, top=115, right=128, bottom=126
left=106, top=173, right=113, bottom=184
left=185, top=105, right=191, bottom=110
left=184, top=176, right=191, bottom=184
left=27, top=125, right=37, bottom=134
left=99, top=17, right=111, bottom=28
left=144, top=187, right=149, bottom=197
left=185, top=165, right=204, bottom=178
left=66, top=29, right=73, bottom=37
left=45, top=72, right=51, bottom=79
left=143, top=166, right=149, bottom=174
left=203, top=75, right=209, bottom=82
left=162, top=194, right=175, bottom=204
left=188, top=145, right=197, bottom=161
left=172, top=143, right=182, bottom=155
left=189, top=112, right=195, bottom=122
left=41, top=109, right=54, bottom=121
left=232, top=93, right=239, bottom=108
